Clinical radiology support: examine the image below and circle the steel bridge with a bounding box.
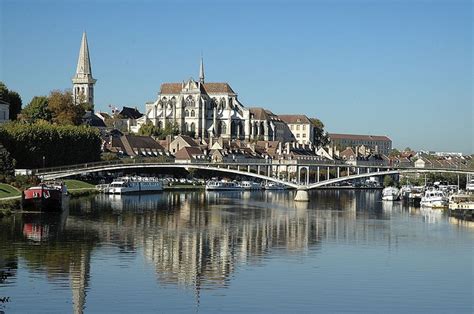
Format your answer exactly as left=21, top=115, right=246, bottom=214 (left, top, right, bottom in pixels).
left=32, top=160, right=474, bottom=190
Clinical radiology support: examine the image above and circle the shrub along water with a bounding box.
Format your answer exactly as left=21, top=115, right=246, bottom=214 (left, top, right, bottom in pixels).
left=0, top=121, right=101, bottom=168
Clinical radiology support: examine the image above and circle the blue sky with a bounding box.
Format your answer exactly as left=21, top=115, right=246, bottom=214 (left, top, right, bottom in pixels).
left=1, top=0, right=472, bottom=153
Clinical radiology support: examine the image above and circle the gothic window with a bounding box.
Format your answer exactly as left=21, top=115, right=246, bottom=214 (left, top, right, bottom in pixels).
left=190, top=110, right=195, bottom=117
left=184, top=122, right=189, bottom=132
left=211, top=97, right=217, bottom=109
left=170, top=97, right=176, bottom=106
left=185, top=110, right=190, bottom=117
left=190, top=122, right=196, bottom=132
left=218, top=121, right=227, bottom=135
left=186, top=95, right=194, bottom=107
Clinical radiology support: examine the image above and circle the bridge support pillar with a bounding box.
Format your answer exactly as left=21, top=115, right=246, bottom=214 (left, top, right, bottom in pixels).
left=294, top=188, right=309, bottom=202
left=337, top=167, right=340, bottom=178
left=317, top=167, right=320, bottom=182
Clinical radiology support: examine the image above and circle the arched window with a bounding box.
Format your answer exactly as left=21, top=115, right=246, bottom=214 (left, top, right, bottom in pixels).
left=190, top=122, right=195, bottom=132
left=218, top=121, right=227, bottom=135
left=190, top=110, right=195, bottom=117
left=185, top=110, right=189, bottom=117
left=184, top=122, right=189, bottom=132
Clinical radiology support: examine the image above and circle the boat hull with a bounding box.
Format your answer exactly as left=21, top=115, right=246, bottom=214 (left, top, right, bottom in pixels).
left=22, top=188, right=65, bottom=212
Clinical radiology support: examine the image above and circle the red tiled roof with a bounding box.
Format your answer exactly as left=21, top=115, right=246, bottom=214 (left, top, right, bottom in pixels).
left=160, top=82, right=235, bottom=95
left=328, top=133, right=391, bottom=142
left=174, top=147, right=204, bottom=160
left=278, top=114, right=311, bottom=124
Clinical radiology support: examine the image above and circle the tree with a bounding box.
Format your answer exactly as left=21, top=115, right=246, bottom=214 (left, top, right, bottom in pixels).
left=138, top=121, right=161, bottom=137
left=309, top=117, right=329, bottom=148
left=0, top=82, right=8, bottom=101
left=7, top=91, right=22, bottom=120
left=383, top=175, right=395, bottom=187
left=389, top=148, right=400, bottom=158
left=0, top=144, right=15, bottom=178
left=21, top=96, right=52, bottom=122
left=48, top=90, right=84, bottom=125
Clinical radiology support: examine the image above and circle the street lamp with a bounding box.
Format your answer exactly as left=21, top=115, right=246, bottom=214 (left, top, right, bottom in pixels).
left=42, top=156, right=45, bottom=169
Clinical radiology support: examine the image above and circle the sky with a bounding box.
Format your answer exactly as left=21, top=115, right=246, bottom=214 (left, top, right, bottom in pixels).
left=1, top=0, right=472, bottom=153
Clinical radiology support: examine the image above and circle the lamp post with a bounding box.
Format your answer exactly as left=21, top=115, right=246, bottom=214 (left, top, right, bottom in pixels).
left=42, top=156, right=45, bottom=169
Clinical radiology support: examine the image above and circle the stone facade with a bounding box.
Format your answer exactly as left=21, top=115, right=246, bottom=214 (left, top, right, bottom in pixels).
left=137, top=60, right=293, bottom=143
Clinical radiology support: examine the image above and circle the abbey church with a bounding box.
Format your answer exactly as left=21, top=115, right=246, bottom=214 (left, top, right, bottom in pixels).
left=136, top=59, right=294, bottom=142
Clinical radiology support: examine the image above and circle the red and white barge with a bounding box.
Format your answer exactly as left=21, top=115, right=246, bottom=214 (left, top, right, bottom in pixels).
left=21, top=182, right=68, bottom=211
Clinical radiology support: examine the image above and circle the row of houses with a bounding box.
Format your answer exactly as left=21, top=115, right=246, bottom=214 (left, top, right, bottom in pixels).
left=103, top=133, right=472, bottom=171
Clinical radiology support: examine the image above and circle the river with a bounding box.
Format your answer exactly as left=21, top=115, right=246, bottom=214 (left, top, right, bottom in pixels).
left=0, top=190, right=472, bottom=313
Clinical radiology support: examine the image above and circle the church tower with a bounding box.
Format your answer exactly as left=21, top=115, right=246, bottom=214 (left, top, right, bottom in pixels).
left=72, top=32, right=96, bottom=106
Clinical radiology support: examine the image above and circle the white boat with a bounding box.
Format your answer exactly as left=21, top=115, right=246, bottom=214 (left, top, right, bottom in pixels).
left=206, top=180, right=243, bottom=191
left=382, top=186, right=400, bottom=201
left=466, top=178, right=474, bottom=192
left=240, top=181, right=262, bottom=190
left=264, top=182, right=287, bottom=190
left=420, top=189, right=448, bottom=208
left=104, top=177, right=163, bottom=194
left=449, top=193, right=474, bottom=210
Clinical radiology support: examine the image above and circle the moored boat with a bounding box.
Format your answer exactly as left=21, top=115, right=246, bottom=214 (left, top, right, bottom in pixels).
left=240, top=181, right=262, bottom=190
left=264, top=182, right=287, bottom=190
left=449, top=193, right=474, bottom=210
left=22, top=182, right=67, bottom=211
left=382, top=186, right=400, bottom=201
left=420, top=189, right=448, bottom=208
left=104, top=177, right=163, bottom=194
left=206, top=180, right=243, bottom=191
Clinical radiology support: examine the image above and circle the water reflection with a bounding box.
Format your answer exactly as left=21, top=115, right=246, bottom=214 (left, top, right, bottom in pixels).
left=0, top=190, right=472, bottom=313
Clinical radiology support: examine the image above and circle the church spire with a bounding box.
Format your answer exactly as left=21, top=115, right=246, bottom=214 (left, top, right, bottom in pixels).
left=72, top=32, right=96, bottom=106
left=199, top=56, right=205, bottom=84
left=75, top=32, right=93, bottom=78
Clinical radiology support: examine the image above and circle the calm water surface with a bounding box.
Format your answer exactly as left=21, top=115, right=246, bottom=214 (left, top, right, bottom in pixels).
left=0, top=190, right=472, bottom=313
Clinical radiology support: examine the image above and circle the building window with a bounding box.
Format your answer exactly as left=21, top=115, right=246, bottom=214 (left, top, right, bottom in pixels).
left=302, top=125, right=306, bottom=130
left=185, top=110, right=189, bottom=117
left=191, top=110, right=195, bottom=117
left=290, top=125, right=294, bottom=130
left=296, top=133, right=300, bottom=138
left=302, top=133, right=306, bottom=138
left=296, top=125, right=300, bottom=131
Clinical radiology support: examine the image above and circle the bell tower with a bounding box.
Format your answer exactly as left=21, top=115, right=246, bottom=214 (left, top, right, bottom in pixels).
left=72, top=32, right=96, bottom=106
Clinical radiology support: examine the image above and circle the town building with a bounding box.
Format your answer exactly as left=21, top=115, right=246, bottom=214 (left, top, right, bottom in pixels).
left=278, top=115, right=314, bottom=145
left=72, top=32, right=96, bottom=106
left=0, top=100, right=9, bottom=124
left=328, top=133, right=392, bottom=155
left=136, top=59, right=293, bottom=143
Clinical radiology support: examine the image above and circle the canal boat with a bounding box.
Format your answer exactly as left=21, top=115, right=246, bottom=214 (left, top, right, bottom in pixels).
left=382, top=186, right=400, bottom=201
left=240, top=181, right=263, bottom=190
left=264, top=182, right=287, bottom=190
left=449, top=193, right=474, bottom=210
left=22, top=182, right=68, bottom=212
left=466, top=177, right=474, bottom=192
left=205, top=180, right=243, bottom=191
left=420, top=189, right=448, bottom=208
left=104, top=177, right=163, bottom=194
left=408, top=186, right=424, bottom=205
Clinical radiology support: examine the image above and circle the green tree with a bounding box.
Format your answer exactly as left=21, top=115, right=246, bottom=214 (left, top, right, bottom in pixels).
left=389, top=148, right=400, bottom=157
left=0, top=144, right=15, bottom=178
left=383, top=175, right=395, bottom=187
left=138, top=121, right=161, bottom=137
left=309, top=117, right=329, bottom=147
left=0, top=82, right=8, bottom=101
left=7, top=91, right=22, bottom=120
left=21, top=96, right=52, bottom=122
left=48, top=90, right=84, bottom=125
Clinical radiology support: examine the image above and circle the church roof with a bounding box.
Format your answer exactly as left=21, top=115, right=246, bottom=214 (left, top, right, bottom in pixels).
left=249, top=107, right=278, bottom=121
left=160, top=82, right=235, bottom=95
left=120, top=106, right=143, bottom=119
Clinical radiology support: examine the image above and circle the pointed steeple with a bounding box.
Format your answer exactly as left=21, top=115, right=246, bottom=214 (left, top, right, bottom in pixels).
left=199, top=56, right=205, bottom=84
left=72, top=32, right=96, bottom=106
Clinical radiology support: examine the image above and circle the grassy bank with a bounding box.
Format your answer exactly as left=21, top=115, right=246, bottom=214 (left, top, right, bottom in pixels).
left=64, top=179, right=96, bottom=190
left=0, top=183, right=21, bottom=199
